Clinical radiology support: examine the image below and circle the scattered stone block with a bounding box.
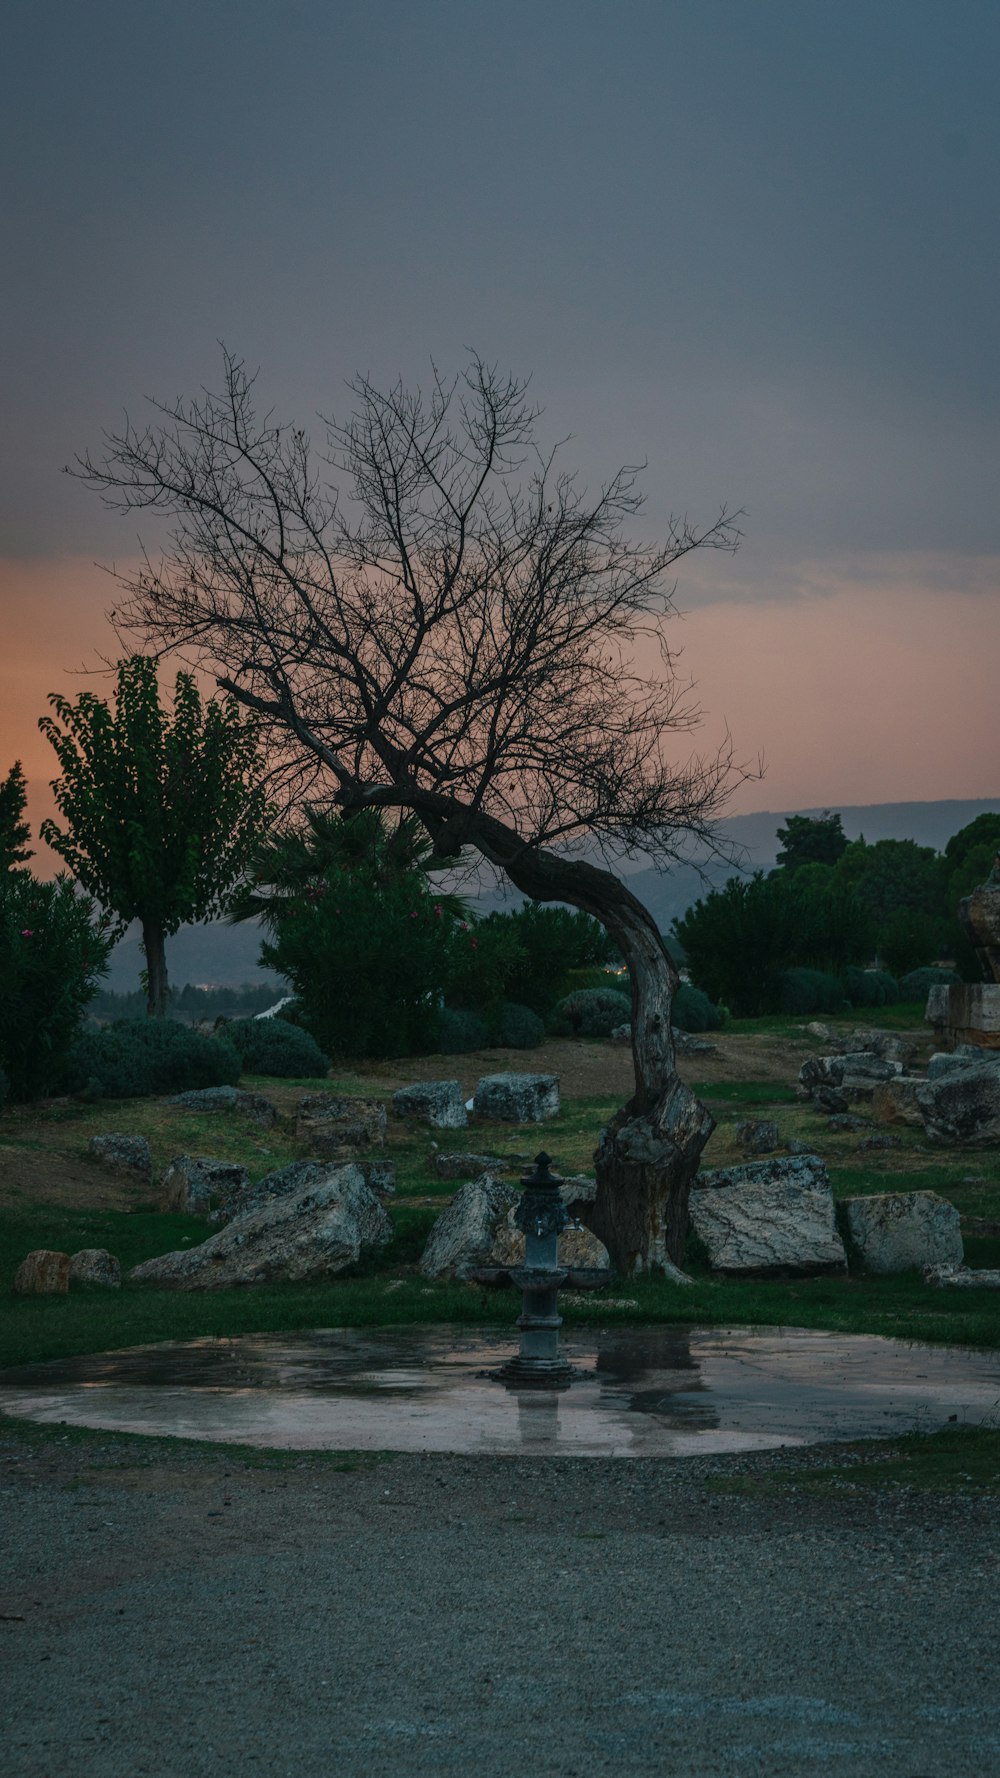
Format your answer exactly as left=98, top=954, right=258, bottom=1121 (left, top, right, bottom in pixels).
left=89, top=1134, right=151, bottom=1178
left=68, top=1249, right=121, bottom=1289
left=130, top=1166, right=391, bottom=1289
left=161, top=1155, right=250, bottom=1215
left=431, top=1151, right=515, bottom=1180
left=828, top=1113, right=872, bottom=1133
left=926, top=983, right=1000, bottom=1052
left=167, top=1085, right=278, bottom=1128
left=13, top=1250, right=70, bottom=1294
left=926, top=1045, right=993, bottom=1080
left=296, top=1094, right=387, bottom=1155
left=915, top=1060, right=1000, bottom=1144
left=689, top=1156, right=847, bottom=1277
left=391, top=1081, right=467, bottom=1129
left=734, top=1118, right=780, bottom=1154
left=473, top=1073, right=560, bottom=1122
left=843, top=1191, right=963, bottom=1276
left=925, top=1264, right=1000, bottom=1289
left=870, top=1077, right=924, bottom=1127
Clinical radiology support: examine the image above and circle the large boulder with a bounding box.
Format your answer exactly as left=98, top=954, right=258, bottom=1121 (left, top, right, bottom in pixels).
left=842, top=1191, right=963, bottom=1275
left=13, top=1250, right=70, bottom=1294
left=160, top=1155, right=250, bottom=1215
left=419, top=1172, right=608, bottom=1278
left=473, top=1073, right=560, bottom=1122
left=296, top=1094, right=387, bottom=1155
left=798, top=1054, right=902, bottom=1108
left=68, top=1249, right=121, bottom=1289
left=89, top=1134, right=151, bottom=1179
left=167, top=1085, right=279, bottom=1128
left=209, top=1157, right=395, bottom=1226
left=420, top=1174, right=518, bottom=1278
left=831, top=1030, right=918, bottom=1067
left=392, top=1081, right=467, bottom=1129
left=915, top=1059, right=1000, bottom=1144
left=129, top=1166, right=391, bottom=1290
left=689, top=1156, right=847, bottom=1277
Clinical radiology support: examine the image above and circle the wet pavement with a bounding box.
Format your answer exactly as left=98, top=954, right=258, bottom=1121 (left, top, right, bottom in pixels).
left=2, top=1323, right=999, bottom=1454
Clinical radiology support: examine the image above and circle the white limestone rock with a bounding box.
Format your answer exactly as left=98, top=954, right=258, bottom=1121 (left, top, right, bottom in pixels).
left=689, top=1156, right=846, bottom=1277
left=129, top=1166, right=391, bottom=1290
left=842, top=1191, right=963, bottom=1275
left=473, top=1073, right=560, bottom=1122
left=392, top=1080, right=467, bottom=1129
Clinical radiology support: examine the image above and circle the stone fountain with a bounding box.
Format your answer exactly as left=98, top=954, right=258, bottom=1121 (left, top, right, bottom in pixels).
left=493, top=1152, right=578, bottom=1389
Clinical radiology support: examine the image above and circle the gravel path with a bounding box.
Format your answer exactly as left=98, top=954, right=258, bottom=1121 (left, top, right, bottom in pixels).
left=2, top=1429, right=997, bottom=1778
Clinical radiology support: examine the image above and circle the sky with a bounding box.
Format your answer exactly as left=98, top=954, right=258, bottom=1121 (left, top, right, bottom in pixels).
left=2, top=0, right=999, bottom=829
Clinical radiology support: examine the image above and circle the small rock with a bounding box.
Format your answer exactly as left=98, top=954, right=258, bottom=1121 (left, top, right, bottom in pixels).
left=89, top=1134, right=152, bottom=1178
left=161, top=1155, right=250, bottom=1215
left=785, top=1140, right=819, bottom=1156
left=855, top=1134, right=904, bottom=1151
left=431, top=1151, right=515, bottom=1180
left=924, top=1263, right=1000, bottom=1289
left=473, top=1073, right=560, bottom=1123
left=296, top=1094, right=387, bottom=1155
left=68, top=1249, right=121, bottom=1289
left=806, top=1022, right=831, bottom=1040
left=167, top=1085, right=278, bottom=1128
left=391, top=1081, right=467, bottom=1129
left=828, top=1113, right=872, bottom=1133
left=734, top=1118, right=780, bottom=1155
left=13, top=1250, right=70, bottom=1294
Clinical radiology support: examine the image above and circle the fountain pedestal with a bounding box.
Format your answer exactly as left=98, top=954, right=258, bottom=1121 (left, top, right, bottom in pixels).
left=494, top=1154, right=576, bottom=1389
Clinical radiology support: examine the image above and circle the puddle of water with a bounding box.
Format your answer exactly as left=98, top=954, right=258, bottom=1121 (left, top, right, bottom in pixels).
left=1, top=1325, right=998, bottom=1456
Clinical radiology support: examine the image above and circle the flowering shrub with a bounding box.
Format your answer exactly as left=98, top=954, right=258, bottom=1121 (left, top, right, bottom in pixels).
left=0, top=871, right=113, bottom=1099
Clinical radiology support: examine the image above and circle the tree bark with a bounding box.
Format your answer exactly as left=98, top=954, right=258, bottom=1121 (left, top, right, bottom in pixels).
left=141, top=919, right=169, bottom=1018
left=419, top=813, right=715, bottom=1275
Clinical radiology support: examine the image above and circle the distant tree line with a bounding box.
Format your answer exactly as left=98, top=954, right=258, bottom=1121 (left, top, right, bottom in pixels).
left=672, top=810, right=1000, bottom=1017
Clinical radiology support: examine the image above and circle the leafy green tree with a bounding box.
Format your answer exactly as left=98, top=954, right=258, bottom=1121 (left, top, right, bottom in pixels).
left=39, top=656, right=271, bottom=1016
left=471, top=903, right=617, bottom=1016
left=0, top=762, right=32, bottom=872
left=775, top=811, right=847, bottom=873
left=236, top=806, right=472, bottom=1059
left=833, top=838, right=949, bottom=972
left=943, top=813, right=1000, bottom=977
left=0, top=872, right=112, bottom=1099
left=673, top=873, right=800, bottom=1016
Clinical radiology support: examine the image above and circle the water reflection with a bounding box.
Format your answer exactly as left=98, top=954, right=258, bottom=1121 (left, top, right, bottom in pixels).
left=1, top=1326, right=999, bottom=1457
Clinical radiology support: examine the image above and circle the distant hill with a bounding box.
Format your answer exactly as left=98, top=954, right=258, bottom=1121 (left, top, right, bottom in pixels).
left=91, top=795, right=1000, bottom=990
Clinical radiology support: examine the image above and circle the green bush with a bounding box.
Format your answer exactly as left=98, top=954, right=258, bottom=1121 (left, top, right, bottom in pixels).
left=494, top=1001, right=545, bottom=1048
left=559, top=965, right=626, bottom=998
left=437, top=1007, right=490, bottom=1053
left=64, top=1018, right=241, bottom=1099
left=0, top=871, right=113, bottom=1100
left=672, top=984, right=724, bottom=1033
left=898, top=965, right=963, bottom=1000
left=778, top=968, right=847, bottom=1015
left=843, top=966, right=899, bottom=1007
left=220, top=1016, right=328, bottom=1078
left=467, top=905, right=617, bottom=1016
left=551, top=986, right=632, bottom=1037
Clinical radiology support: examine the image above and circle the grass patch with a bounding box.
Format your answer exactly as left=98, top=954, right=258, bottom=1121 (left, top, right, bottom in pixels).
left=692, top=1081, right=800, bottom=1107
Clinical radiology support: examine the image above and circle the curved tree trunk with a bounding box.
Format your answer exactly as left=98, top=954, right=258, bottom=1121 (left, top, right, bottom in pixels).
left=455, top=828, right=716, bottom=1275
left=141, top=918, right=169, bottom=1018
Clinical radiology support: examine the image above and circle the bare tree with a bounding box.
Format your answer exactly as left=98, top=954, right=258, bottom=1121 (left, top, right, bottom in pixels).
left=75, top=351, right=750, bottom=1271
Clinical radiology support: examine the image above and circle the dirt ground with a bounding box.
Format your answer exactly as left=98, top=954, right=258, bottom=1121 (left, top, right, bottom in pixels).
left=0, top=1026, right=935, bottom=1214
